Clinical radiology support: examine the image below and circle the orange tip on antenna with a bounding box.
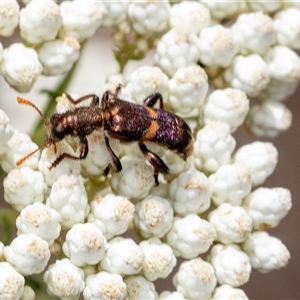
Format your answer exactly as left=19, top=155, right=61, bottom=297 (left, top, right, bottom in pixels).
left=17, top=96, right=49, bottom=126
left=15, top=140, right=49, bottom=167
left=16, top=148, right=39, bottom=166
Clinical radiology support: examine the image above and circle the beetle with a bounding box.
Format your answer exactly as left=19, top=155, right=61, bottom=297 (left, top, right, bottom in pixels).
left=17, top=85, right=194, bottom=184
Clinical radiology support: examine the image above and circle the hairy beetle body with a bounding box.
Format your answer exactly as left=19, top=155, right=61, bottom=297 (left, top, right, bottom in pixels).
left=17, top=86, right=194, bottom=184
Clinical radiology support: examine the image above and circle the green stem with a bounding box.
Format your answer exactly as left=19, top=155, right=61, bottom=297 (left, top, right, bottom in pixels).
left=31, top=59, right=80, bottom=144
left=84, top=176, right=109, bottom=201
left=0, top=208, right=18, bottom=245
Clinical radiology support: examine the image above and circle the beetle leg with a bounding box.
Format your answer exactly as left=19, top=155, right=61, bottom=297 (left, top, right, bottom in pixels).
left=49, top=137, right=89, bottom=169
left=138, top=142, right=169, bottom=177
left=78, top=136, right=89, bottom=159
left=50, top=152, right=82, bottom=170
left=65, top=93, right=100, bottom=107
left=105, top=84, right=122, bottom=98
left=153, top=172, right=159, bottom=186
left=143, top=93, right=164, bottom=110
left=103, top=166, right=110, bottom=176
left=101, top=91, right=110, bottom=108
left=114, top=84, right=122, bottom=96
left=101, top=85, right=123, bottom=109
left=105, top=136, right=122, bottom=172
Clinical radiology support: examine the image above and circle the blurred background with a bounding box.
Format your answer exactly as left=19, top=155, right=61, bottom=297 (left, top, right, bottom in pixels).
left=234, top=79, right=300, bottom=299
left=0, top=28, right=299, bottom=299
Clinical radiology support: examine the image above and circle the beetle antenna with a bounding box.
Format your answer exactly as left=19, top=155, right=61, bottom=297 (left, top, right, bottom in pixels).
left=16, top=97, right=52, bottom=167
left=17, top=96, right=49, bottom=126
left=16, top=141, right=48, bottom=166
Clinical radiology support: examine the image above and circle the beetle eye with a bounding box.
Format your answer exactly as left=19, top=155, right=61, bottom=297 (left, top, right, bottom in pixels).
left=52, top=126, right=65, bottom=141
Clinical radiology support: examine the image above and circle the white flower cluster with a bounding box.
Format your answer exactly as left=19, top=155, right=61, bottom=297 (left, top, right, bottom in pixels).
left=0, top=0, right=106, bottom=92
left=0, top=1, right=297, bottom=299
left=153, top=1, right=300, bottom=138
